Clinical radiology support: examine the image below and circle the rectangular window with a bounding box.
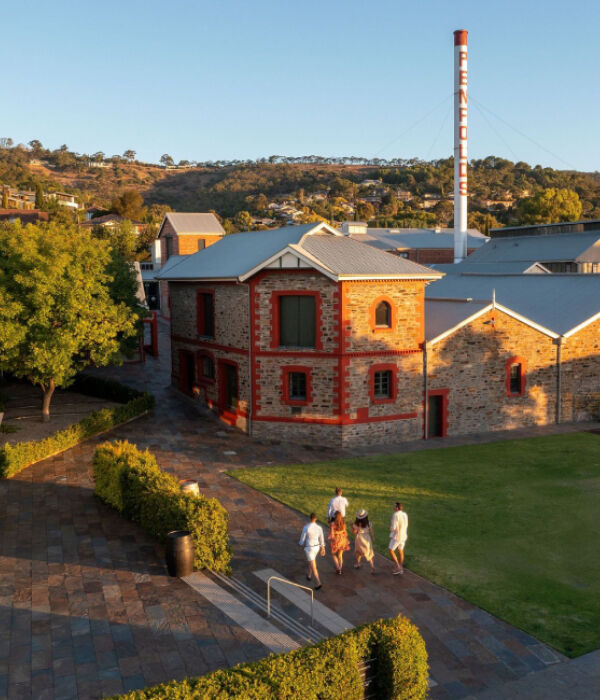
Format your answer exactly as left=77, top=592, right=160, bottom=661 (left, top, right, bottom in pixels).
left=509, top=363, right=522, bottom=395
left=165, top=237, right=173, bottom=259
left=197, top=292, right=215, bottom=337
left=279, top=295, right=316, bottom=347
left=197, top=239, right=206, bottom=252
left=374, top=370, right=392, bottom=399
left=288, top=372, right=307, bottom=401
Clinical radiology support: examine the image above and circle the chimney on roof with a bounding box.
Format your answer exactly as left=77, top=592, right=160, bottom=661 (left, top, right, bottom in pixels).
left=453, top=29, right=468, bottom=263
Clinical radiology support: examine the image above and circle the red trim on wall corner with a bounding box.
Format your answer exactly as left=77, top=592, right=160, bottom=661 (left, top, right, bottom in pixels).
left=270, top=290, right=323, bottom=350
left=505, top=356, right=527, bottom=397
left=281, top=365, right=313, bottom=406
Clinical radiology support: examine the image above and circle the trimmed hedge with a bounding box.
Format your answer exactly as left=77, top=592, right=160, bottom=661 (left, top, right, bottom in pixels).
left=68, top=374, right=142, bottom=404
left=93, top=440, right=231, bottom=574
left=0, top=384, right=154, bottom=479
left=112, top=614, right=428, bottom=700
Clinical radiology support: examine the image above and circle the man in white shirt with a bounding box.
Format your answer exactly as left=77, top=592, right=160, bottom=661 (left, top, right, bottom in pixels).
left=389, top=502, right=408, bottom=575
left=327, top=487, right=349, bottom=522
left=299, top=512, right=325, bottom=589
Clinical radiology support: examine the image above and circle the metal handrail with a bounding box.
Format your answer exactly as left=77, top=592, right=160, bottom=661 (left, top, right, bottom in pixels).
left=267, top=576, right=314, bottom=628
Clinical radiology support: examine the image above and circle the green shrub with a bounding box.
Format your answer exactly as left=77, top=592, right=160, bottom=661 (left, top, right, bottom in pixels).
left=68, top=373, right=141, bottom=404
left=111, top=614, right=428, bottom=700
left=93, top=440, right=231, bottom=574
left=0, top=392, right=154, bottom=479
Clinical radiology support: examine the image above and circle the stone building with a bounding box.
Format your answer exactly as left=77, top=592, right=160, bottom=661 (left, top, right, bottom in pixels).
left=159, top=223, right=600, bottom=447
left=157, top=212, right=225, bottom=315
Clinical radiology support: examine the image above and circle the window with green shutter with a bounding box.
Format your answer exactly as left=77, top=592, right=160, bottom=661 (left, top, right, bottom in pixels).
left=279, top=295, right=316, bottom=347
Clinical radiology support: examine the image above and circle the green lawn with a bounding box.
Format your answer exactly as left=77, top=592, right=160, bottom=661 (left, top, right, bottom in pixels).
left=230, top=433, right=600, bottom=657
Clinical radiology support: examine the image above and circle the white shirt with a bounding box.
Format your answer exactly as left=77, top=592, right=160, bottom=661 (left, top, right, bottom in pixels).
left=327, top=495, right=349, bottom=520
left=299, top=522, right=325, bottom=549
left=390, top=510, right=408, bottom=540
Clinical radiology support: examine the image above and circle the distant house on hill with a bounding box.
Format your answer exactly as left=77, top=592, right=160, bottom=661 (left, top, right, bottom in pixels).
left=45, top=191, right=79, bottom=210
left=2, top=187, right=36, bottom=210
left=0, top=209, right=49, bottom=224
left=84, top=205, right=109, bottom=220
left=340, top=221, right=488, bottom=265
left=156, top=212, right=226, bottom=315
left=79, top=214, right=145, bottom=235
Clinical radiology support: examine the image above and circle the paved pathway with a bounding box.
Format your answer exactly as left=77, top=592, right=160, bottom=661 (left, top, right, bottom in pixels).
left=1, top=319, right=597, bottom=699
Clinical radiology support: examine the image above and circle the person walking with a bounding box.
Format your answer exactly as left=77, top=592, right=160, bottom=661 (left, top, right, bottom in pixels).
left=299, top=513, right=325, bottom=589
left=389, top=502, right=408, bottom=575
left=327, top=487, right=349, bottom=523
left=328, top=511, right=350, bottom=574
left=351, top=509, right=375, bottom=574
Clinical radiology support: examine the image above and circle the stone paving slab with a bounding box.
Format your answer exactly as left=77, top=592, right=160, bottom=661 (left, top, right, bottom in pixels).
left=2, top=319, right=597, bottom=699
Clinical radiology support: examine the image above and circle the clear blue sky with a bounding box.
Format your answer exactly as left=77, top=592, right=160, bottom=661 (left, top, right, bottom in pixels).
left=4, top=0, right=599, bottom=170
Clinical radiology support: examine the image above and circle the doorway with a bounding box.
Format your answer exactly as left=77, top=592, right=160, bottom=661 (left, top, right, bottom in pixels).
left=219, top=361, right=239, bottom=419
left=179, top=351, right=195, bottom=395
left=427, top=390, right=448, bottom=438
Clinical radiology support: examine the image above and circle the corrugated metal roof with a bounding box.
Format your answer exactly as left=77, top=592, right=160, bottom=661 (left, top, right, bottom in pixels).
left=425, top=299, right=490, bottom=341
left=157, top=223, right=443, bottom=281
left=426, top=273, right=600, bottom=335
left=349, top=229, right=488, bottom=251
left=432, top=261, right=550, bottom=275
left=301, top=234, right=440, bottom=277
left=162, top=212, right=225, bottom=236
left=466, top=231, right=600, bottom=263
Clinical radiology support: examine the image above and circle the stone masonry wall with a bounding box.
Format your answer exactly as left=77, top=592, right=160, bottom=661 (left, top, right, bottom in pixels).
left=428, top=308, right=558, bottom=436
left=561, top=317, right=600, bottom=421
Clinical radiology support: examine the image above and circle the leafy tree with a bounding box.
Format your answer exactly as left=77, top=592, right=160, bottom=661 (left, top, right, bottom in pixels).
left=123, top=150, right=136, bottom=162
left=234, top=210, right=253, bottom=231
left=111, top=189, right=146, bottom=220
left=469, top=211, right=500, bottom=235
left=105, top=248, right=147, bottom=354
left=93, top=220, right=138, bottom=260
left=516, top=188, right=582, bottom=224
left=160, top=154, right=174, bottom=167
left=28, top=139, right=43, bottom=153
left=35, top=183, right=44, bottom=209
left=356, top=201, right=375, bottom=221
left=92, top=151, right=105, bottom=163
left=0, top=137, right=13, bottom=149
left=2, top=187, right=8, bottom=209
left=0, top=221, right=137, bottom=420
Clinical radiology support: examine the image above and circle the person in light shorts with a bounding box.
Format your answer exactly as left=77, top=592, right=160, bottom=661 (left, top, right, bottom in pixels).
left=389, top=502, right=408, bottom=575
left=299, top=512, right=325, bottom=589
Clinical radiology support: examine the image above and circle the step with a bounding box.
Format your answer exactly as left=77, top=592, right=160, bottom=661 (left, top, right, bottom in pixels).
left=253, top=568, right=354, bottom=635
left=210, top=569, right=325, bottom=645
left=182, top=571, right=300, bottom=654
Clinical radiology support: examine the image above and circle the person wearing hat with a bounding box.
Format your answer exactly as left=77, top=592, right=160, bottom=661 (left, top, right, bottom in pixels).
left=351, top=509, right=375, bottom=574
left=299, top=512, right=325, bottom=589
left=389, top=502, right=408, bottom=575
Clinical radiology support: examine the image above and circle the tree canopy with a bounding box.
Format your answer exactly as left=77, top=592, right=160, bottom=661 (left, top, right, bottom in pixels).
left=516, top=188, right=583, bottom=224
left=0, top=222, right=139, bottom=420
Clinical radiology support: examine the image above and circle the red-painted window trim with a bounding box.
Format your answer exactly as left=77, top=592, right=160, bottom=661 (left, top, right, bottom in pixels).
left=270, top=291, right=322, bottom=350
left=281, top=365, right=313, bottom=406
left=196, top=288, right=215, bottom=338
left=196, top=350, right=216, bottom=385
left=369, top=363, right=397, bottom=404
left=370, top=296, right=395, bottom=333
left=505, top=356, right=527, bottom=396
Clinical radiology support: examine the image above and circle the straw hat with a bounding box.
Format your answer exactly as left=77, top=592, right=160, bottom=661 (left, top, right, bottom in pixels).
left=356, top=509, right=368, bottom=519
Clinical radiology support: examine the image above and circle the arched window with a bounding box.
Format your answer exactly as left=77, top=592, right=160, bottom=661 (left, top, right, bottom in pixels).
left=375, top=301, right=392, bottom=328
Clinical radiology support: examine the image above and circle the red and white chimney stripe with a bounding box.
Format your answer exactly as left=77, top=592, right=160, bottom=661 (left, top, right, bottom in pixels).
left=453, top=29, right=468, bottom=263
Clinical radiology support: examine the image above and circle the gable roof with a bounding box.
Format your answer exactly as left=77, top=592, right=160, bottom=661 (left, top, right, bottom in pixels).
left=159, top=212, right=225, bottom=237
left=465, top=230, right=600, bottom=264
left=426, top=272, right=600, bottom=336
left=157, top=223, right=443, bottom=283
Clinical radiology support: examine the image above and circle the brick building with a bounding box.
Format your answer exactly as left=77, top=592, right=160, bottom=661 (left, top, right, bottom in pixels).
left=159, top=223, right=600, bottom=446
left=157, top=212, right=225, bottom=315
left=159, top=223, right=442, bottom=446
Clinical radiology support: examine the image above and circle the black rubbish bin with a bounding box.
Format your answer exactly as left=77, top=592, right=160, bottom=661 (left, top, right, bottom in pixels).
left=165, top=530, right=194, bottom=577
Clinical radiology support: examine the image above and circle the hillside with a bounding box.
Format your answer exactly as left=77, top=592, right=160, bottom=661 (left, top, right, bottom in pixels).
left=3, top=144, right=600, bottom=232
